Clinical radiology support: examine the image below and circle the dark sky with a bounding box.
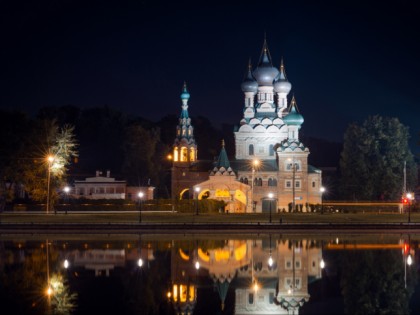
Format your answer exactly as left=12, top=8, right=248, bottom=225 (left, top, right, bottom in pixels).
left=1, top=0, right=420, bottom=152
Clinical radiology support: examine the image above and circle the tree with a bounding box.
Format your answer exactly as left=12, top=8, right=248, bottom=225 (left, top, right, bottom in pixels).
left=122, top=124, right=168, bottom=189
left=22, top=119, right=78, bottom=208
left=339, top=116, right=417, bottom=200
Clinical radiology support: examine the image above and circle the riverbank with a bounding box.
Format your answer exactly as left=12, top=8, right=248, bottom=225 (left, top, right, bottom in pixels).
left=1, top=211, right=419, bottom=234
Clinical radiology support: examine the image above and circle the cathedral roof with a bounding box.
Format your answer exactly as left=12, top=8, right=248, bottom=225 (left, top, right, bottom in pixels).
left=210, top=140, right=236, bottom=176
left=241, top=60, right=258, bottom=93
left=283, top=96, right=304, bottom=126
left=252, top=39, right=279, bottom=86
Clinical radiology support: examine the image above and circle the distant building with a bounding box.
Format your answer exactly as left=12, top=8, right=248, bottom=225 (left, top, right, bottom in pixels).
left=73, top=170, right=126, bottom=199
left=171, top=40, right=322, bottom=212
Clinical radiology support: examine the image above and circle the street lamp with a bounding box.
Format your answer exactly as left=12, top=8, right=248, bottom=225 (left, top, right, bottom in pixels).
left=195, top=187, right=200, bottom=215
left=251, top=159, right=260, bottom=212
left=46, top=155, right=55, bottom=214
left=406, top=192, right=413, bottom=223
left=138, top=191, right=144, bottom=223
left=268, top=192, right=274, bottom=223
left=320, top=186, right=326, bottom=214
left=63, top=186, right=70, bottom=214
left=287, top=158, right=297, bottom=212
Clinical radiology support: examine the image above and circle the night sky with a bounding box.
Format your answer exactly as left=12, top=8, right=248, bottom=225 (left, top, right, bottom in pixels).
left=1, top=0, right=420, bottom=153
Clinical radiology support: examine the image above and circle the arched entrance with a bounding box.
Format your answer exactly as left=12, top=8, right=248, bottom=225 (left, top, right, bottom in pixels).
left=262, top=198, right=277, bottom=214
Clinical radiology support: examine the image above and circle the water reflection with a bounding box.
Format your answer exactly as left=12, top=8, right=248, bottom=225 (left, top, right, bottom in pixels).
left=0, top=234, right=418, bottom=315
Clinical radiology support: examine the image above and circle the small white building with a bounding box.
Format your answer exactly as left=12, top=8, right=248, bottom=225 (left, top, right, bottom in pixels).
left=73, top=170, right=126, bottom=199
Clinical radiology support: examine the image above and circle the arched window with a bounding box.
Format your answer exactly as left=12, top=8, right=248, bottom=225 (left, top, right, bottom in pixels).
left=255, top=178, right=263, bottom=187
left=286, top=161, right=300, bottom=171
left=268, top=178, right=277, bottom=186
left=174, top=148, right=179, bottom=162
left=181, top=147, right=188, bottom=161
left=269, top=144, right=274, bottom=156
left=244, top=178, right=249, bottom=185
left=249, top=144, right=254, bottom=156
left=190, top=148, right=195, bottom=161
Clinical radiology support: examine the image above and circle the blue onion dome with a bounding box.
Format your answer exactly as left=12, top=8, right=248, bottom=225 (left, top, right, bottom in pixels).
left=180, top=82, right=190, bottom=100
left=274, top=60, right=292, bottom=94
left=252, top=42, right=279, bottom=86
left=284, top=96, right=304, bottom=126
left=241, top=61, right=258, bottom=93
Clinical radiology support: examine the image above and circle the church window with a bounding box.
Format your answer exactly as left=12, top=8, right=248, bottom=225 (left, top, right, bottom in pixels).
left=269, top=144, right=274, bottom=156
left=255, top=178, right=262, bottom=186
left=285, top=180, right=292, bottom=188
left=295, top=260, right=301, bottom=269
left=190, top=148, right=195, bottom=161
left=269, top=292, right=274, bottom=304
left=181, top=147, right=188, bottom=161
left=243, top=178, right=248, bottom=184
left=286, top=161, right=300, bottom=171
left=295, top=180, right=301, bottom=189
left=174, top=148, right=179, bottom=162
left=312, top=181, right=316, bottom=188
left=268, top=178, right=277, bottom=186
left=248, top=293, right=254, bottom=304
left=182, top=129, right=186, bottom=136
left=249, top=144, right=254, bottom=155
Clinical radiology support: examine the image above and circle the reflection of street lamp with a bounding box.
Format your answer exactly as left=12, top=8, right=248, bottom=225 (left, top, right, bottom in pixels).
left=251, top=159, right=260, bottom=212
left=320, top=186, right=325, bottom=214
left=138, top=192, right=144, bottom=223
left=268, top=234, right=273, bottom=267
left=46, top=155, right=55, bottom=214
left=268, top=192, right=274, bottom=223
left=195, top=187, right=200, bottom=215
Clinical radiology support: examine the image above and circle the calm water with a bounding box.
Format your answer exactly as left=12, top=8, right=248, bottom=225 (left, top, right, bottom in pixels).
left=0, top=233, right=419, bottom=315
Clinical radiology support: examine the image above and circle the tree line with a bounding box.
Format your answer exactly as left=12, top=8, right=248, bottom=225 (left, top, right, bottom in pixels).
left=0, top=106, right=417, bottom=209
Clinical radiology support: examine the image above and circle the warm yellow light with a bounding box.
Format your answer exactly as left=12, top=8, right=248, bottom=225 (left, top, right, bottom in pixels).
left=167, top=154, right=173, bottom=160
left=46, top=286, right=53, bottom=296
left=320, top=259, right=325, bottom=269
left=253, top=159, right=260, bottom=167
left=47, top=155, right=55, bottom=163
left=407, top=254, right=413, bottom=266
left=167, top=291, right=172, bottom=299
left=253, top=282, right=259, bottom=292
left=320, top=187, right=326, bottom=193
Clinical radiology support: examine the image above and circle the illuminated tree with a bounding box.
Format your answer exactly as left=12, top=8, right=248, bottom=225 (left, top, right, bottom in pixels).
left=22, top=119, right=78, bottom=207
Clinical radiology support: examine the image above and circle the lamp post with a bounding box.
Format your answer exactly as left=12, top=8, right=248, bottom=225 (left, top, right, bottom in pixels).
left=406, top=192, right=413, bottom=223
left=251, top=159, right=259, bottom=212
left=63, top=186, right=70, bottom=214
left=287, top=158, right=297, bottom=212
left=46, top=155, right=55, bottom=215
left=268, top=192, right=274, bottom=223
left=195, top=187, right=200, bottom=215
left=320, top=186, right=325, bottom=214
left=138, top=191, right=144, bottom=223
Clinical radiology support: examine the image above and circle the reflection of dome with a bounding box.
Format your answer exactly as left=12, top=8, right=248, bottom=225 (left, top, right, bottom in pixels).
left=252, top=49, right=279, bottom=86
left=241, top=64, right=258, bottom=93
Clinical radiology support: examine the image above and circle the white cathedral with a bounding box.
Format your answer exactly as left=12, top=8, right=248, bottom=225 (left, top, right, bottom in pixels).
left=171, top=41, right=322, bottom=213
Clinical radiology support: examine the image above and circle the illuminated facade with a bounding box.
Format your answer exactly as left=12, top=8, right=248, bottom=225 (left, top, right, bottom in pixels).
left=171, top=40, right=322, bottom=211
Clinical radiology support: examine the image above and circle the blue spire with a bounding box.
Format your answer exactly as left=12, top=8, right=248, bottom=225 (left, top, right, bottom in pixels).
left=180, top=81, right=190, bottom=101
left=216, top=140, right=231, bottom=169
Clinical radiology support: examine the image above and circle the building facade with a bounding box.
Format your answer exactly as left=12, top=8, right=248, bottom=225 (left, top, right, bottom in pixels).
left=171, top=41, right=322, bottom=212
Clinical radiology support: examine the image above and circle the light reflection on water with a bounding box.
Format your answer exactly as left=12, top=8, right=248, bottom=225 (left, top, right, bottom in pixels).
left=0, top=233, right=419, bottom=315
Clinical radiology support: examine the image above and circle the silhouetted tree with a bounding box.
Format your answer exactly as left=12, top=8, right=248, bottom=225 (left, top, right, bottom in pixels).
left=339, top=116, right=417, bottom=200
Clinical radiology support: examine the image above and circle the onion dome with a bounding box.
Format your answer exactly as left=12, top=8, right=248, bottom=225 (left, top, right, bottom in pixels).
left=274, top=59, right=292, bottom=94
left=283, top=96, right=304, bottom=126
left=241, top=60, right=258, bottom=93
left=180, top=82, right=190, bottom=100
left=252, top=40, right=279, bottom=86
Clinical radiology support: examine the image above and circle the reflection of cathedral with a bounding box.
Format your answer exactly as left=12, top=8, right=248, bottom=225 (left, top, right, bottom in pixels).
left=170, top=238, right=323, bottom=315
left=171, top=40, right=322, bottom=212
